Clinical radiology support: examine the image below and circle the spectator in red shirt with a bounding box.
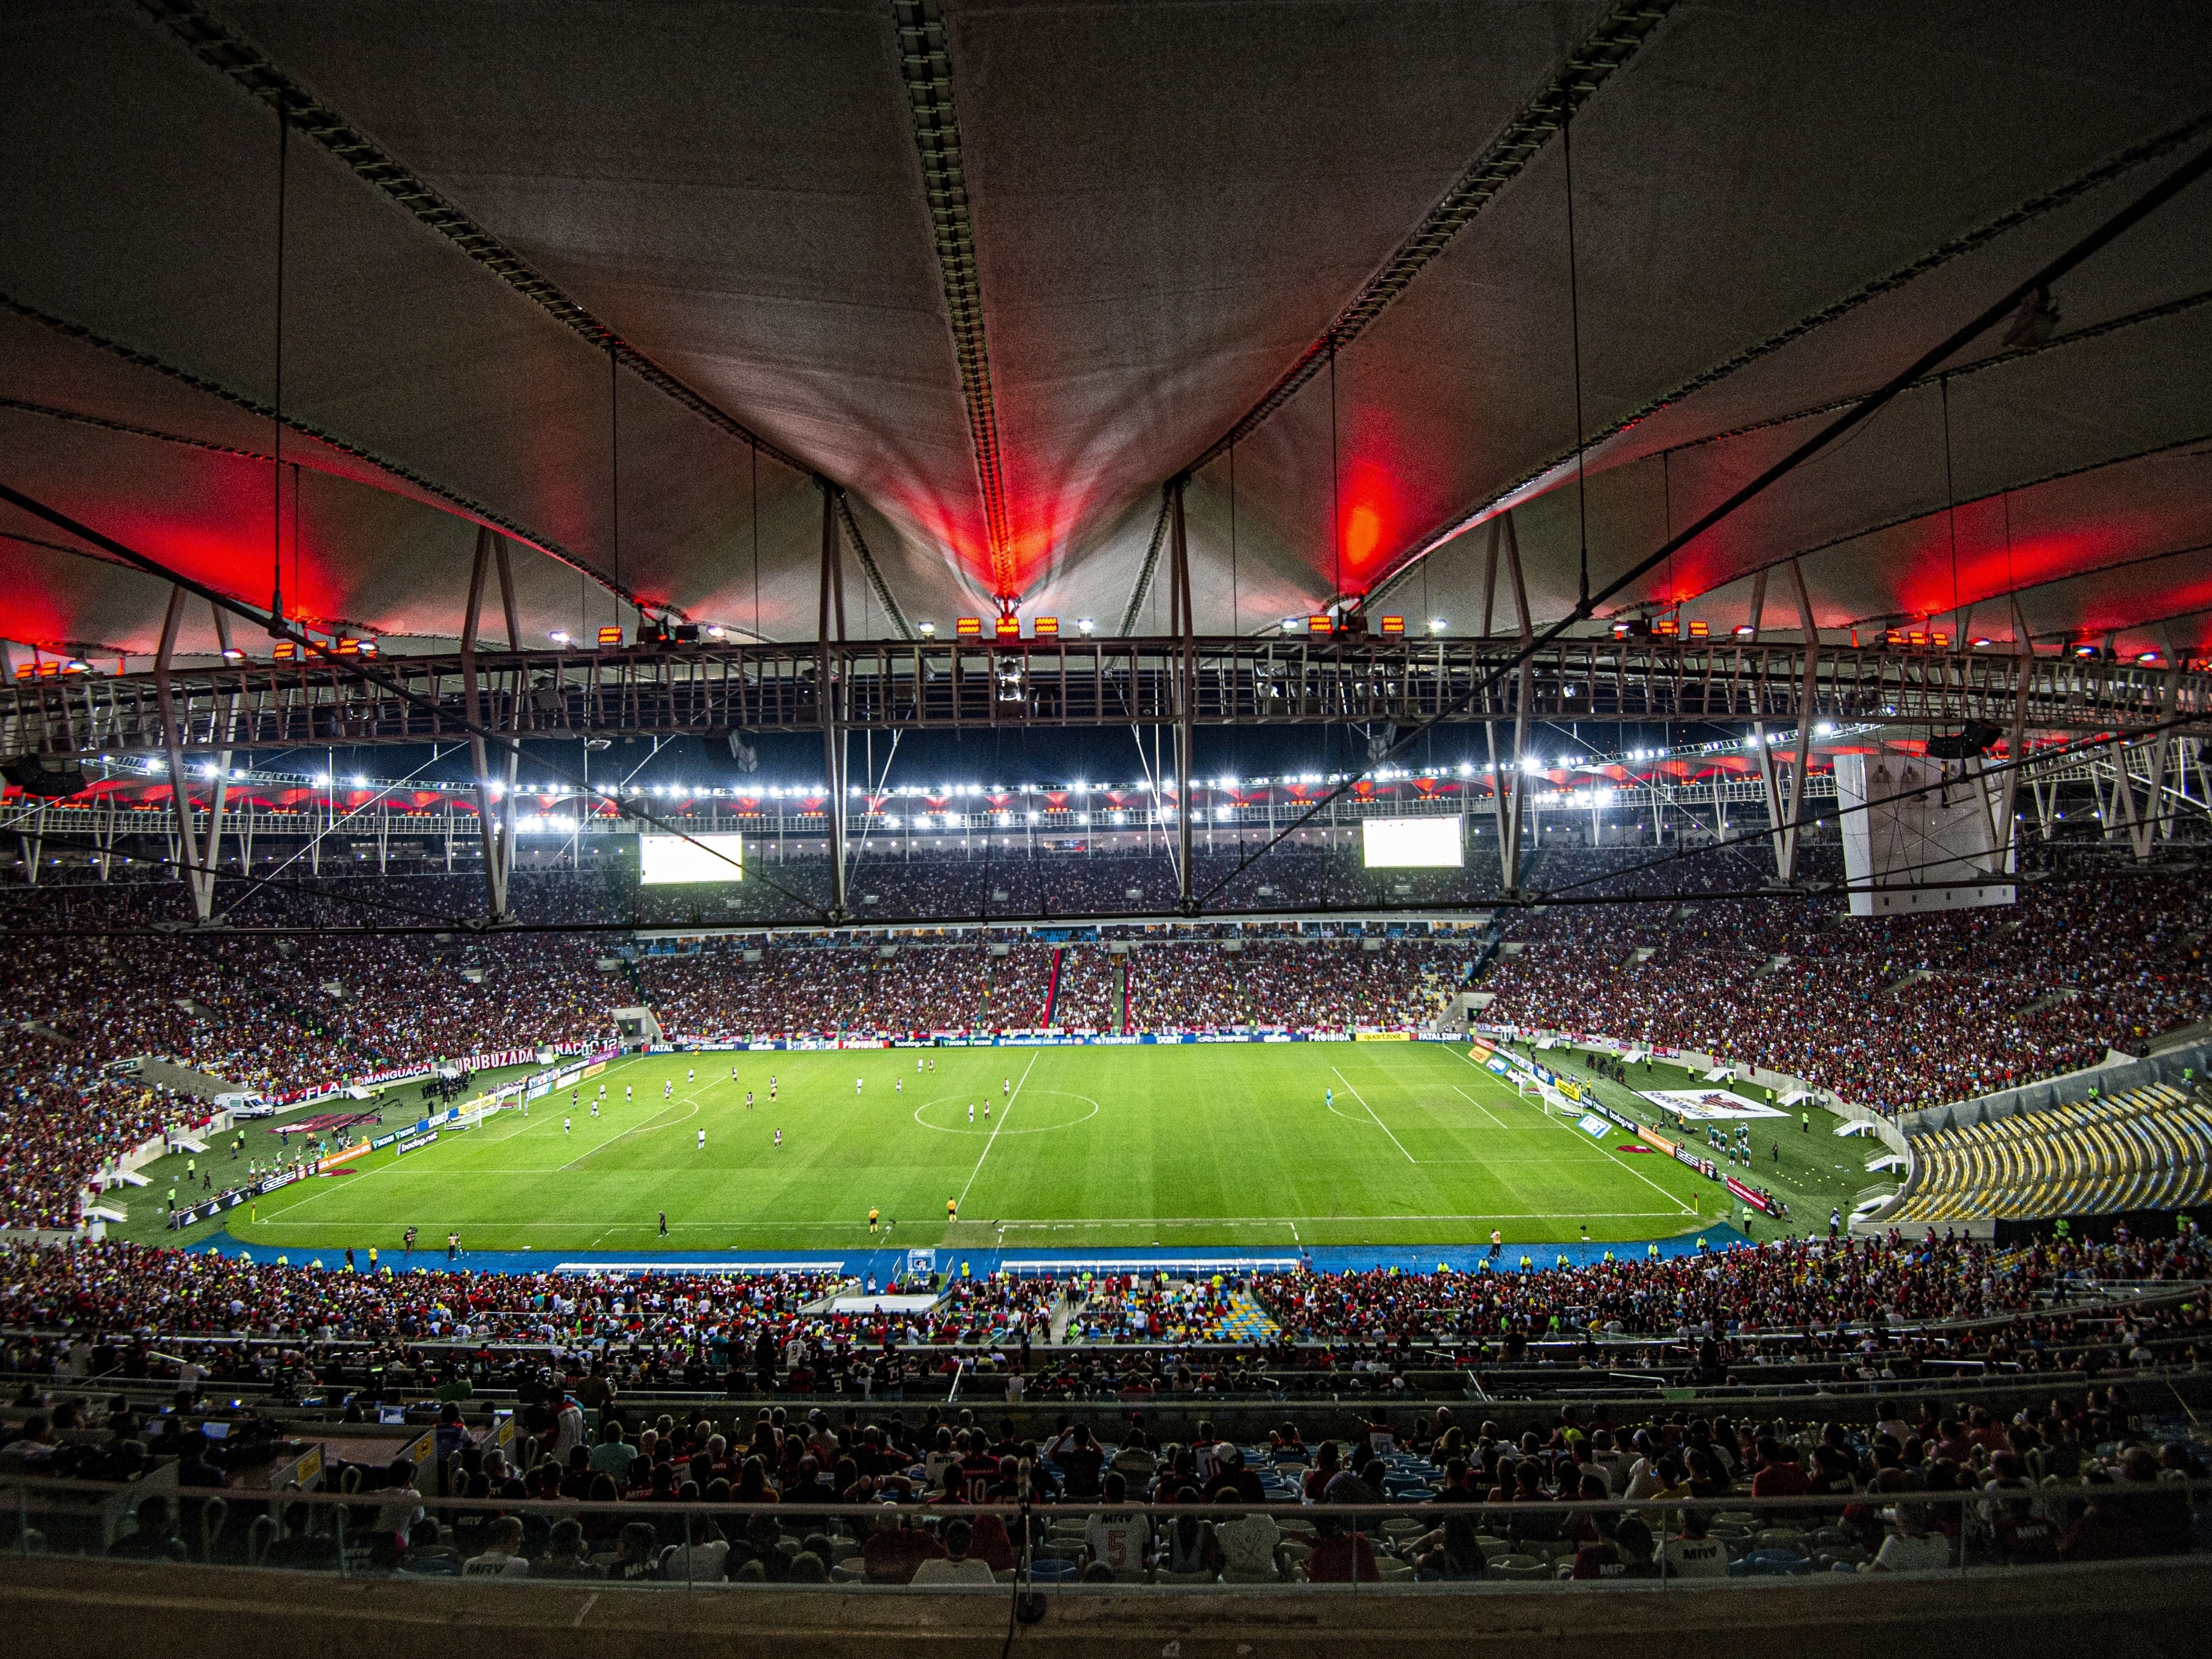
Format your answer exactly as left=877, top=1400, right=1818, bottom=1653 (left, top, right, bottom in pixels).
left=862, top=1513, right=949, bottom=1584
left=1306, top=1515, right=1380, bottom=1583
left=2059, top=1474, right=2147, bottom=1563
left=1750, top=1438, right=1811, bottom=1521
left=1055, top=1423, right=1107, bottom=1501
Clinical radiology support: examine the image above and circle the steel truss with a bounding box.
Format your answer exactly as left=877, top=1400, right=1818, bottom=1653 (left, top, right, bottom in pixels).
left=7, top=636, right=2204, bottom=764
left=19, top=753, right=2210, bottom=868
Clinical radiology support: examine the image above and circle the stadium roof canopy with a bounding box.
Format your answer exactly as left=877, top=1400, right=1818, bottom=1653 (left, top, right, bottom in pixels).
left=5, top=1, right=2211, bottom=670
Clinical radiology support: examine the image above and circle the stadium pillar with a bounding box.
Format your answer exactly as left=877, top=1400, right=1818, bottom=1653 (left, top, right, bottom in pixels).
left=1770, top=558, right=1820, bottom=883
left=153, top=585, right=230, bottom=923
left=1170, top=476, right=1196, bottom=914
left=460, top=526, right=521, bottom=922
left=16, top=805, right=40, bottom=886
left=819, top=480, right=850, bottom=923
left=2108, top=727, right=2171, bottom=864
left=1987, top=593, right=2037, bottom=875
left=1480, top=513, right=1534, bottom=892
left=1748, top=568, right=1792, bottom=873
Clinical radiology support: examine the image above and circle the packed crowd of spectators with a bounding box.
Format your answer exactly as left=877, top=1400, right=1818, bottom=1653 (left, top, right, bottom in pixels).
left=1072, top=1275, right=1252, bottom=1344
left=5, top=1230, right=2205, bottom=1366
left=601, top=940, right=1453, bottom=1041
left=3, top=1281, right=2207, bottom=1585
left=1479, top=848, right=2211, bottom=1114
left=1248, top=1231, right=2170, bottom=1347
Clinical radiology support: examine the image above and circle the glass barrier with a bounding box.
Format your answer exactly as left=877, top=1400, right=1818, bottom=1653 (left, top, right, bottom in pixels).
left=5, top=1471, right=2208, bottom=1591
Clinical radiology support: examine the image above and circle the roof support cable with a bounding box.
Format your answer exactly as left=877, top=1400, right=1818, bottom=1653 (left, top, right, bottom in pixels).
left=1941, top=373, right=1960, bottom=641
left=1329, top=334, right=1342, bottom=602
left=1564, top=102, right=1591, bottom=615
left=1193, top=132, right=2212, bottom=911
left=270, top=86, right=287, bottom=627
left=610, top=343, right=622, bottom=633
left=1178, top=1, right=1677, bottom=481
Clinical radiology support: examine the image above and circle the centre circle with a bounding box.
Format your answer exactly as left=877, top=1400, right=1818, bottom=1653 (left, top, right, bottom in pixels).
left=913, top=1090, right=1101, bottom=1135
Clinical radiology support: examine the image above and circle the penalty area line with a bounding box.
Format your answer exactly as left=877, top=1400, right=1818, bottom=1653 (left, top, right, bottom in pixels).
left=1447, top=1045, right=1694, bottom=1214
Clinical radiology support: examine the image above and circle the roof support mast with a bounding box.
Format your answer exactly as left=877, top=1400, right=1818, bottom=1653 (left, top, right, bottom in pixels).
left=154, top=585, right=231, bottom=923
left=460, top=525, right=523, bottom=924
left=1750, top=559, right=1820, bottom=883
left=1481, top=513, right=1535, bottom=894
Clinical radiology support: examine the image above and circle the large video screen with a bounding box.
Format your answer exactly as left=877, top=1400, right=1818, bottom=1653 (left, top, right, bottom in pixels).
left=1361, top=814, right=1463, bottom=868
left=638, top=832, right=746, bottom=885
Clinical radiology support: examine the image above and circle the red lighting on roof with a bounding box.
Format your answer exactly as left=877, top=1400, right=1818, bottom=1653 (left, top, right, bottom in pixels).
left=1308, top=615, right=1332, bottom=635
left=1032, top=616, right=1058, bottom=637
left=1344, top=504, right=1381, bottom=566
left=994, top=615, right=1020, bottom=638
left=956, top=617, right=982, bottom=637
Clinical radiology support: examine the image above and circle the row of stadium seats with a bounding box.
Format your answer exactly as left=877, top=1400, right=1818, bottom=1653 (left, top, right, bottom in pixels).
left=1895, top=1083, right=2212, bottom=1221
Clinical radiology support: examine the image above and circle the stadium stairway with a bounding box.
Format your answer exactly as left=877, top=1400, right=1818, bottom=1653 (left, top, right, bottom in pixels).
left=1041, top=948, right=1064, bottom=1027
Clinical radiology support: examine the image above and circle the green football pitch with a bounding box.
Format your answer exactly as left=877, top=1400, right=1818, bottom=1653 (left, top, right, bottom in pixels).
left=171, top=1043, right=1795, bottom=1254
